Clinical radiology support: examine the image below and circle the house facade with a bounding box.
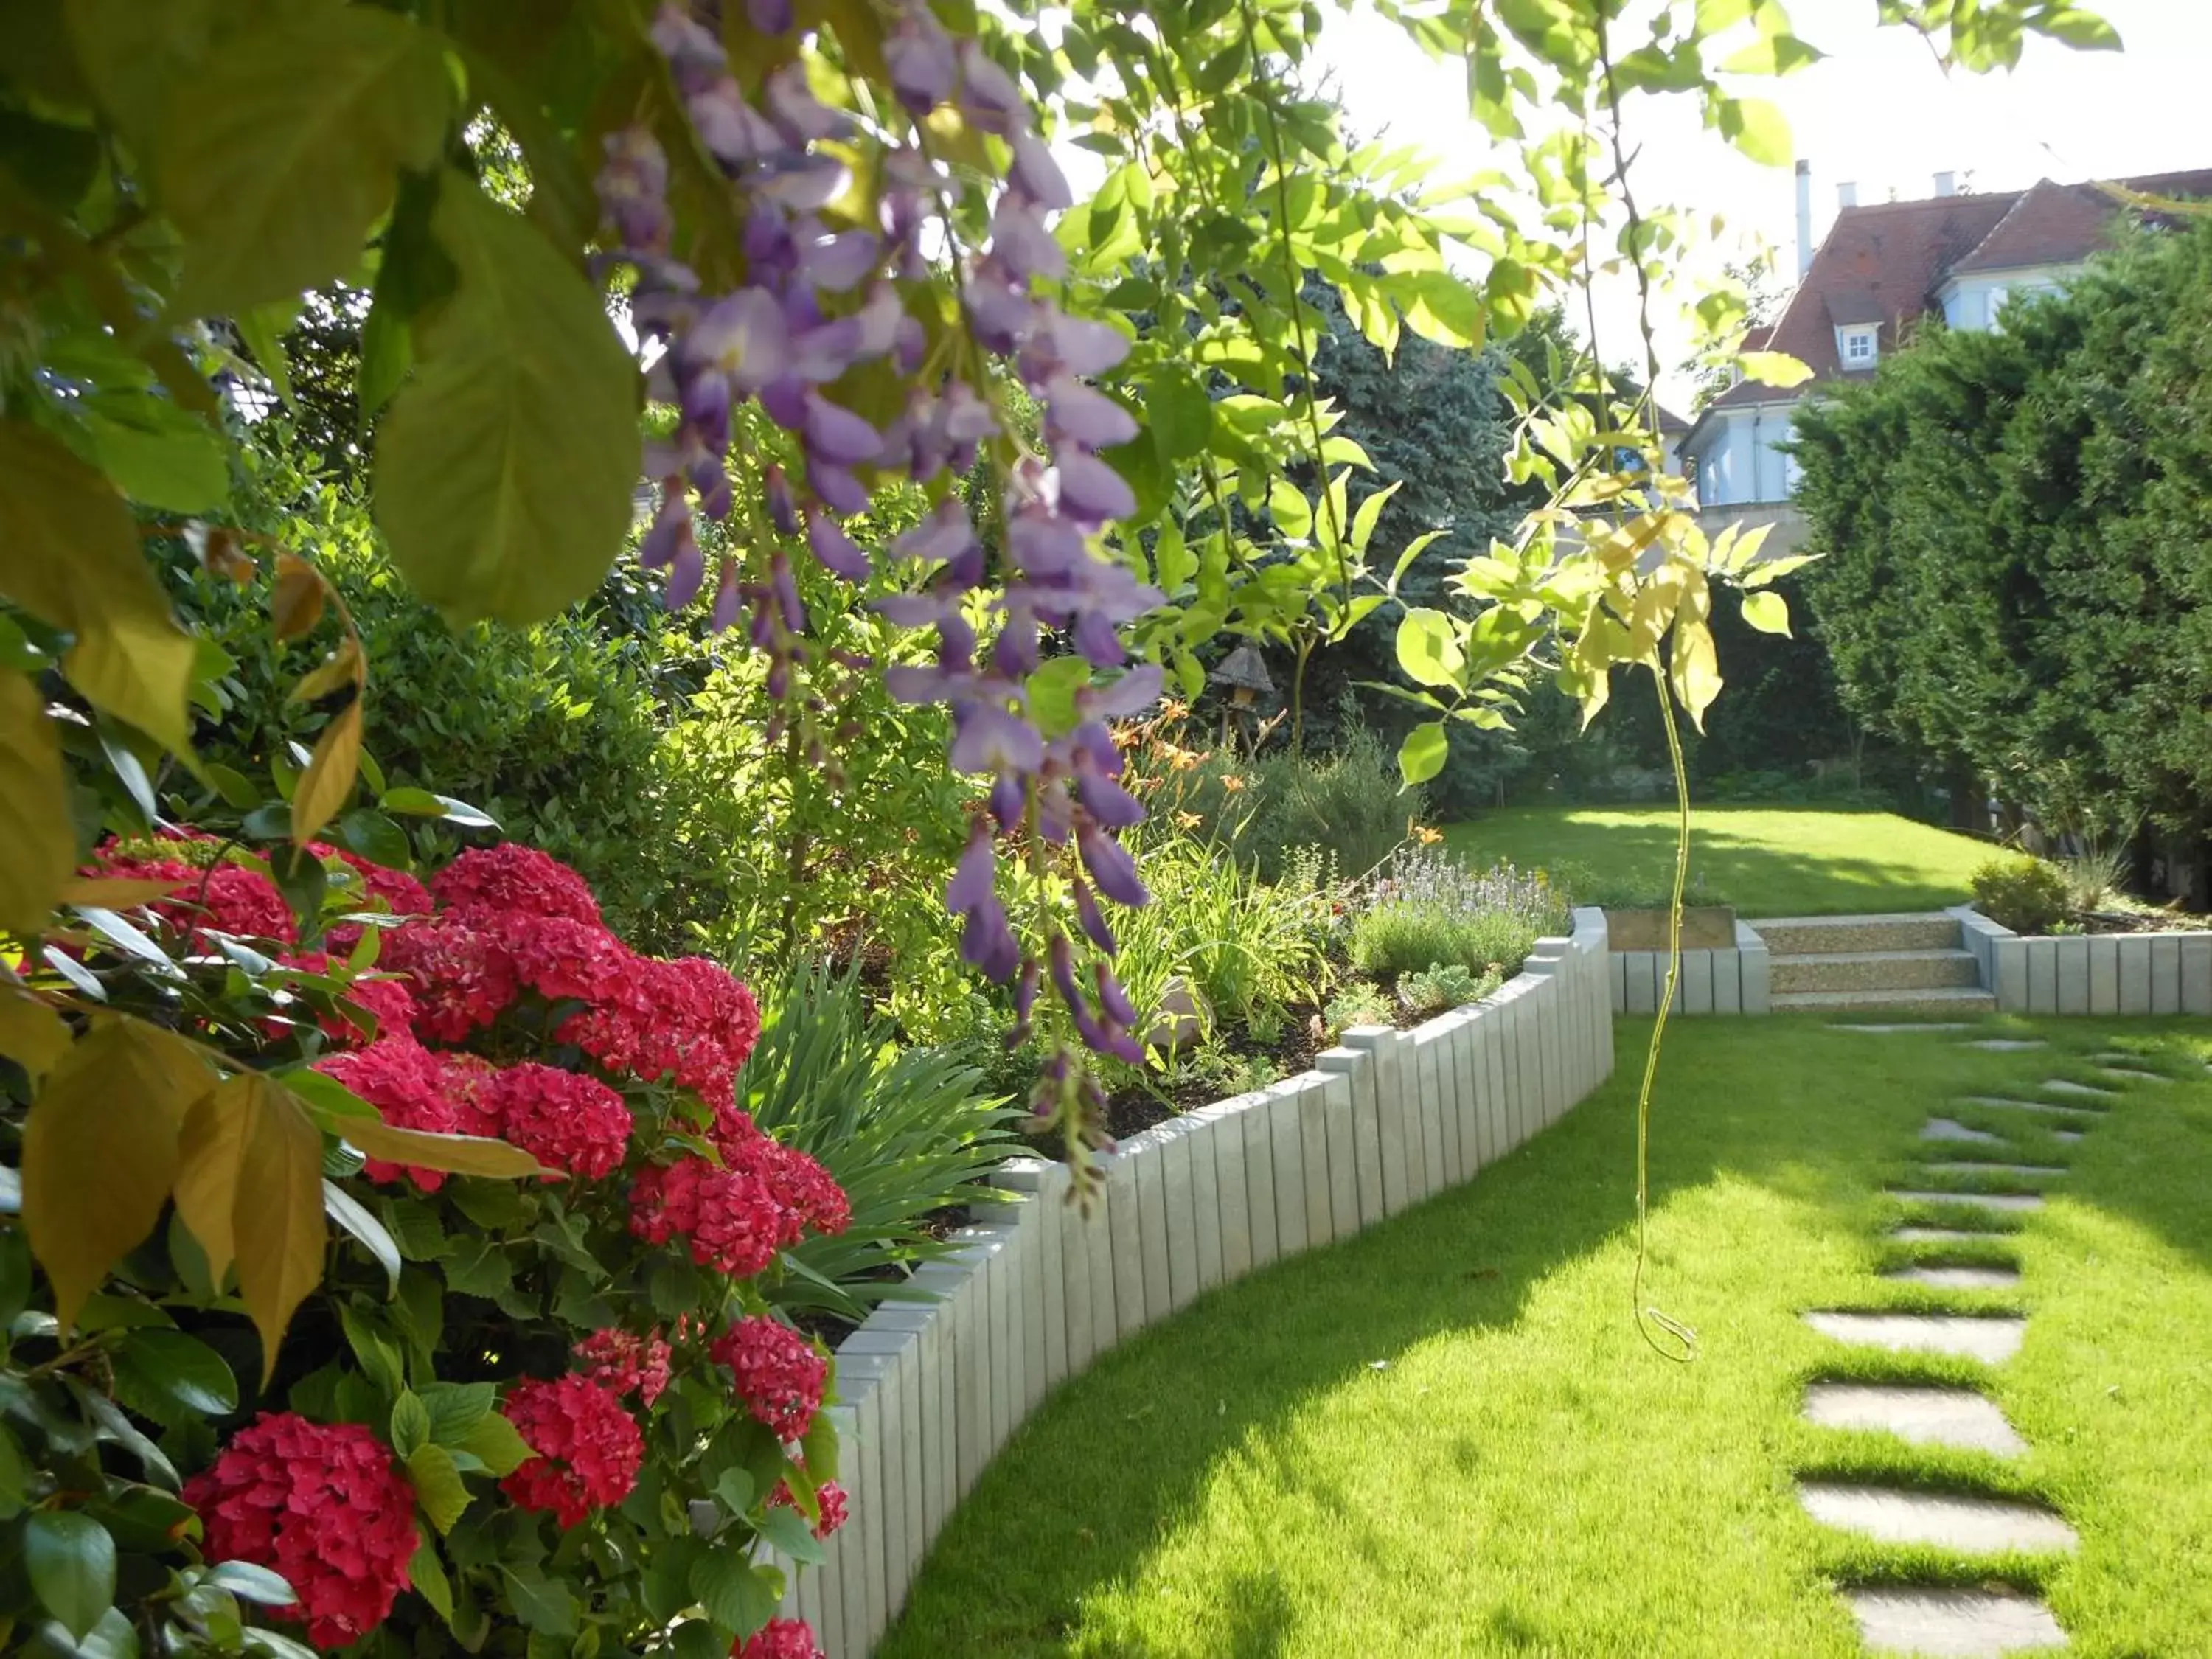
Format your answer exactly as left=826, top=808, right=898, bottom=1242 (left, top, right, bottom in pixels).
left=1683, top=164, right=2212, bottom=509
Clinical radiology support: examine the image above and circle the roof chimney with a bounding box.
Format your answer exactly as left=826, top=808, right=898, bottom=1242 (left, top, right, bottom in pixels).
left=1837, top=181, right=1859, bottom=209
left=1795, top=159, right=1814, bottom=277
left=1933, top=170, right=1957, bottom=198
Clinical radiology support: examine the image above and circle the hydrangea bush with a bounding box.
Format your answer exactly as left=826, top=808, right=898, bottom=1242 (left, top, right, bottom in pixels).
left=1, top=835, right=852, bottom=1657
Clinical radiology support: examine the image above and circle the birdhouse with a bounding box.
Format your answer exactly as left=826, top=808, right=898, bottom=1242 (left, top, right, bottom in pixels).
left=1210, top=644, right=1273, bottom=709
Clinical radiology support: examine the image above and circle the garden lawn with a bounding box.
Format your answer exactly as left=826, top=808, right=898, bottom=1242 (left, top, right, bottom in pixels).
left=879, top=1017, right=2212, bottom=1658
left=1441, top=806, right=1992, bottom=917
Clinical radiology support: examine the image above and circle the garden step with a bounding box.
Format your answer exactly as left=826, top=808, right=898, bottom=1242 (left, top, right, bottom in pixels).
left=1955, top=1096, right=2098, bottom=1121
left=1802, top=1383, right=2026, bottom=1455
left=1844, top=1587, right=2068, bottom=1655
left=1773, top=986, right=1997, bottom=1014
left=1796, top=1482, right=2078, bottom=1554
left=1771, top=947, right=1982, bottom=995
left=1803, top=1311, right=2026, bottom=1362
left=1922, top=1161, right=2067, bottom=1180
left=1964, top=1038, right=2048, bottom=1052
left=1891, top=1189, right=2045, bottom=1214
left=1922, top=1118, right=2006, bottom=1145
left=1752, top=912, right=1963, bottom=956
left=2041, top=1079, right=2118, bottom=1102
left=1885, top=1265, right=2023, bottom=1291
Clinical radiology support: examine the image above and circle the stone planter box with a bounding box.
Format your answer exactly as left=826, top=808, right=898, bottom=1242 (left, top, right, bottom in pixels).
left=788, top=908, right=1618, bottom=1655
left=1604, top=905, right=1737, bottom=951
left=1950, top=905, right=2212, bottom=1015
left=1610, top=919, right=1770, bottom=1016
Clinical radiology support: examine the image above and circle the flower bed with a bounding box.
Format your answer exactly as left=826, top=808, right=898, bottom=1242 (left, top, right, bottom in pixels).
left=4, top=834, right=853, bottom=1657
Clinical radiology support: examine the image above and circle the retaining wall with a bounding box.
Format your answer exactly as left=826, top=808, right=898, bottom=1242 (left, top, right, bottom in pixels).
left=1610, top=919, right=1770, bottom=1016
left=1950, top=904, right=2212, bottom=1015
left=779, top=907, right=1616, bottom=1655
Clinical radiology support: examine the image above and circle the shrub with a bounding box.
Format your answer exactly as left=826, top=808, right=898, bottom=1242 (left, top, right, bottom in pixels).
left=1972, top=855, right=2070, bottom=934
left=3, top=832, right=852, bottom=1654
left=1322, top=978, right=1398, bottom=1041
left=1399, top=961, right=1504, bottom=1014
left=738, top=961, right=1020, bottom=1318
left=1349, top=849, right=1568, bottom=980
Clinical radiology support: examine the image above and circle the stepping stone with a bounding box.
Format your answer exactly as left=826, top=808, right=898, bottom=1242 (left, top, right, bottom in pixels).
left=1804, top=1311, right=2025, bottom=1362
left=2053, top=1130, right=2084, bottom=1145
left=1923, top=1161, right=2067, bottom=1179
left=1922, top=1118, right=2006, bottom=1145
left=2041, top=1079, right=2117, bottom=1100
left=1892, top=1226, right=2008, bottom=1245
left=1798, top=1482, right=2077, bottom=1553
left=1957, top=1096, right=2097, bottom=1119
left=1846, top=1587, right=2068, bottom=1655
left=1837, top=1022, right=1976, bottom=1034
left=1802, top=1383, right=2028, bottom=1455
left=2096, top=1066, right=2167, bottom=1084
left=1885, top=1264, right=2022, bottom=1291
left=1891, top=1189, right=2045, bottom=1213
left=1964, top=1038, right=2047, bottom=1052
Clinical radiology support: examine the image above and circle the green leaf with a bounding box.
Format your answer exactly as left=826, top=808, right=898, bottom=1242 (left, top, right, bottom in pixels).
left=0, top=419, right=196, bottom=754
left=1740, top=589, right=1791, bottom=636
left=235, top=302, right=299, bottom=408
left=2037, top=7, right=2121, bottom=49
left=410, top=1529, right=455, bottom=1624
left=374, top=175, right=641, bottom=625
left=753, top=1504, right=827, bottom=1568
left=329, top=1113, right=549, bottom=1180
left=324, top=1180, right=402, bottom=1293
left=456, top=1409, right=534, bottom=1478
left=669, top=1623, right=726, bottom=1659
left=1024, top=655, right=1091, bottom=739
left=419, top=1382, right=495, bottom=1446
left=389, top=1390, right=431, bottom=1458
left=111, top=1329, right=237, bottom=1417
left=1395, top=608, right=1465, bottom=689
left=378, top=786, right=500, bottom=829
left=1398, top=720, right=1448, bottom=787
left=1737, top=350, right=1815, bottom=388
left=1718, top=32, right=1824, bottom=74
left=0, top=1422, right=26, bottom=1520
left=206, top=1561, right=295, bottom=1607
left=157, top=7, right=452, bottom=312
left=76, top=395, right=230, bottom=514
left=404, top=1442, right=472, bottom=1534
left=687, top=1550, right=778, bottom=1641
left=1348, top=481, right=1402, bottom=557
left=1147, top=365, right=1211, bottom=463
left=1718, top=95, right=1792, bottom=166
left=1267, top=479, right=1313, bottom=539
left=501, top=1563, right=578, bottom=1638
left=26, top=1511, right=117, bottom=1641
left=1388, top=269, right=1485, bottom=349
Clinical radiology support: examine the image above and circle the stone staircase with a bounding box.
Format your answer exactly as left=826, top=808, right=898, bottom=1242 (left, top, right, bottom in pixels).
left=1755, top=912, right=1996, bottom=1015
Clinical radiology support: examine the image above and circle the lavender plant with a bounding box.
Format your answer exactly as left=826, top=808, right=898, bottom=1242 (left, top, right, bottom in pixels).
left=1349, top=849, right=1569, bottom=981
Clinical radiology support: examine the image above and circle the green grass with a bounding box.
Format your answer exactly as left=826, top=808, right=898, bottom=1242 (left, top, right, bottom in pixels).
left=880, top=1017, right=2212, bottom=1658
left=1441, top=806, right=1995, bottom=917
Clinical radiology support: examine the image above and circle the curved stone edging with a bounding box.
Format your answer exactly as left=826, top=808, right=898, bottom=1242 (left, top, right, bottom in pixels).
left=776, top=908, right=1617, bottom=1657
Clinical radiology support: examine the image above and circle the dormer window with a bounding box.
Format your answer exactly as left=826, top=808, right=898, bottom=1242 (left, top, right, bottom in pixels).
left=1840, top=325, right=1878, bottom=366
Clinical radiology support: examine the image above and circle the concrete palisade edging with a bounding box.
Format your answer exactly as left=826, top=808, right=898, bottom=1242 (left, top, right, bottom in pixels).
left=1610, top=919, right=1770, bottom=1016
left=1950, top=905, right=2212, bottom=1015
left=784, top=908, right=1616, bottom=1655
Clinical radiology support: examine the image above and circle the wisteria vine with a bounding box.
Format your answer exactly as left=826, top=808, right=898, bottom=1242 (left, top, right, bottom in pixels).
left=597, top=1, right=1163, bottom=1166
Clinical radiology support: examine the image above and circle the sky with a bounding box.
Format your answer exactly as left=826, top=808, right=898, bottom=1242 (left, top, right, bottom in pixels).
left=1309, top=0, right=2212, bottom=406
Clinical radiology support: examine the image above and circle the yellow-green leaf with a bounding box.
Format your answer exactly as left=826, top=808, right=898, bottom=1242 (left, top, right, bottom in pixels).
left=404, top=1442, right=473, bottom=1534
left=156, top=6, right=452, bottom=313
left=1266, top=479, right=1313, bottom=540
left=0, top=420, right=197, bottom=753
left=1737, top=350, right=1815, bottom=388
left=227, top=1071, right=329, bottom=1380
left=1740, top=589, right=1791, bottom=636
left=292, top=702, right=362, bottom=845
left=1720, top=95, right=1792, bottom=167
left=373, top=175, right=641, bottom=625
left=1397, top=720, right=1447, bottom=787
left=0, top=982, right=72, bottom=1083
left=333, top=1116, right=549, bottom=1180
left=457, top=1409, right=534, bottom=1478
left=1669, top=613, right=1723, bottom=732
left=1395, top=608, right=1466, bottom=689
left=173, top=1079, right=254, bottom=1287
left=21, top=1015, right=211, bottom=1331
left=0, top=669, right=75, bottom=936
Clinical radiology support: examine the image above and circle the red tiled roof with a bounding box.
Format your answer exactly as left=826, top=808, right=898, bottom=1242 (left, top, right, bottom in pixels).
left=1695, top=167, right=2212, bottom=424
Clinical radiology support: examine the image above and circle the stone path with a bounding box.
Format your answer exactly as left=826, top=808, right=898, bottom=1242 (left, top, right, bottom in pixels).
left=1792, top=1034, right=2144, bottom=1655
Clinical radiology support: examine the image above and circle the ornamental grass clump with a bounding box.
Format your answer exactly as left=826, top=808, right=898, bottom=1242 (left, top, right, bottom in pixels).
left=4, top=832, right=857, bottom=1655
left=1349, top=848, right=1569, bottom=982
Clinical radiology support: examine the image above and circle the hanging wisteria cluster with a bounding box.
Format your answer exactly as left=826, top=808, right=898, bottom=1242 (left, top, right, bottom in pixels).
left=595, top=1, right=1164, bottom=1144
